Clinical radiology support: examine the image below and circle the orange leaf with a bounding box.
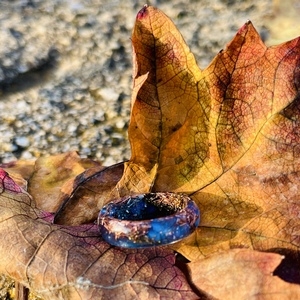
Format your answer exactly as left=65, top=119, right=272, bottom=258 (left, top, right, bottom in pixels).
left=117, top=5, right=300, bottom=195
left=109, top=5, right=300, bottom=264
left=115, top=5, right=206, bottom=196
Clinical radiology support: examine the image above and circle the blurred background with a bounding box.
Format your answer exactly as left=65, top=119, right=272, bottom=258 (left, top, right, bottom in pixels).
left=0, top=0, right=299, bottom=298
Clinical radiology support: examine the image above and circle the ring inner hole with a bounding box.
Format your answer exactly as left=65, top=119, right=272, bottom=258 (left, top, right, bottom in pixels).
left=109, top=193, right=186, bottom=221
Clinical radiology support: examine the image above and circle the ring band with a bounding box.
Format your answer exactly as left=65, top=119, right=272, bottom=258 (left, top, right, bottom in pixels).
left=98, top=192, right=200, bottom=248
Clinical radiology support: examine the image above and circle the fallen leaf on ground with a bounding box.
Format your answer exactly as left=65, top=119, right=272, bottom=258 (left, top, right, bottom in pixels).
left=0, top=169, right=198, bottom=299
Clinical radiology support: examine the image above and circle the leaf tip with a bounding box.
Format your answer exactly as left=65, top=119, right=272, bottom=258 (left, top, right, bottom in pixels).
left=137, top=4, right=149, bottom=20
left=237, top=20, right=253, bottom=35
left=0, top=168, right=23, bottom=194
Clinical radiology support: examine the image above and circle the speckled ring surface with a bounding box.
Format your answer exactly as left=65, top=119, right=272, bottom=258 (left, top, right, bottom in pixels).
left=98, top=192, right=200, bottom=248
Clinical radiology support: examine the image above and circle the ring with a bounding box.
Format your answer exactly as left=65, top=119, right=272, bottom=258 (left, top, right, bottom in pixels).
left=98, top=192, right=200, bottom=248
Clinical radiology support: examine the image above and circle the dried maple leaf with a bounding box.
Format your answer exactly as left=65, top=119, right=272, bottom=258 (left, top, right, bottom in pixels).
left=0, top=169, right=198, bottom=299
left=1, top=4, right=300, bottom=299
left=119, top=5, right=300, bottom=194
left=114, top=5, right=300, bottom=267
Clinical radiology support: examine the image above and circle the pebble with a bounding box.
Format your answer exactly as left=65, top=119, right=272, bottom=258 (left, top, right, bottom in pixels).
left=14, top=136, right=30, bottom=148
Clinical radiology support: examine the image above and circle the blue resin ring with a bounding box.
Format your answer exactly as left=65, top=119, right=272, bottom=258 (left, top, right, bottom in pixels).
left=98, top=192, right=200, bottom=248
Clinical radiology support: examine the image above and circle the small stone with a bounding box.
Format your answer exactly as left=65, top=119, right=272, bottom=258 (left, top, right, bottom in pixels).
left=98, top=88, right=119, bottom=102
left=115, top=119, right=126, bottom=129
left=21, top=150, right=34, bottom=159
left=15, top=136, right=30, bottom=148
left=111, top=133, right=124, bottom=146
left=102, top=156, right=116, bottom=166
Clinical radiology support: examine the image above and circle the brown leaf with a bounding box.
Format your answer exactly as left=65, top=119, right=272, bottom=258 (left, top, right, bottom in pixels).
left=0, top=159, right=35, bottom=190
left=54, top=162, right=124, bottom=225
left=28, top=151, right=102, bottom=212
left=2, top=152, right=123, bottom=225
left=188, top=249, right=300, bottom=300
left=0, top=169, right=198, bottom=299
